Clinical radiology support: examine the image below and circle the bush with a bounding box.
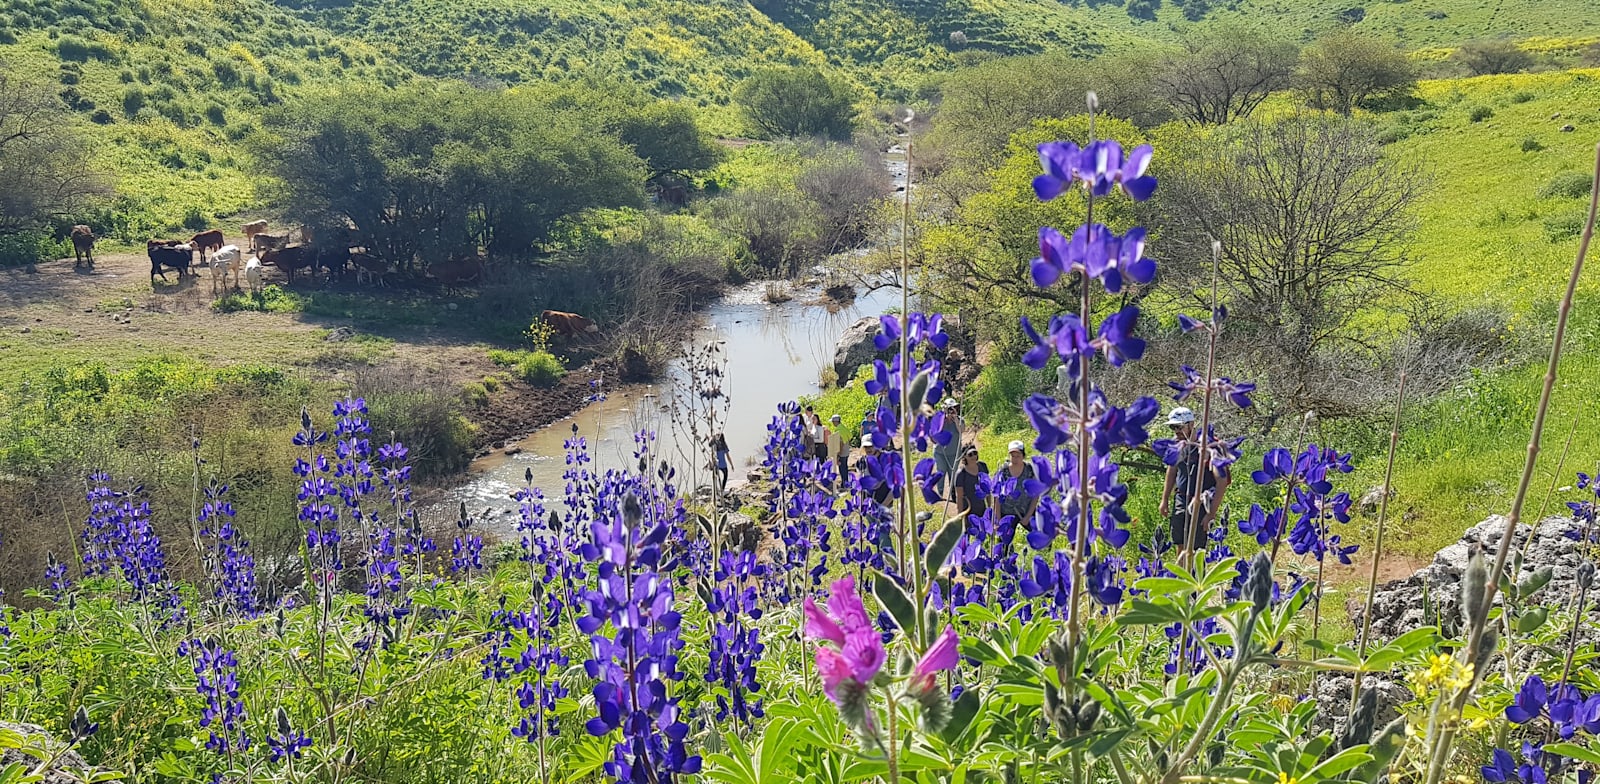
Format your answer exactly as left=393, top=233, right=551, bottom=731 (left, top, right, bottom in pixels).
left=966, top=360, right=1032, bottom=432
left=1543, top=209, right=1588, bottom=242
left=1455, top=38, right=1534, bottom=76
left=182, top=206, right=209, bottom=231
left=1541, top=171, right=1593, bottom=199
left=353, top=366, right=477, bottom=477
left=121, top=86, right=145, bottom=117
left=733, top=67, right=857, bottom=141
left=1468, top=105, right=1493, bottom=122
left=204, top=103, right=226, bottom=125
left=212, top=286, right=305, bottom=313
left=487, top=349, right=566, bottom=387
left=1520, top=137, right=1544, bottom=152
left=0, top=231, right=68, bottom=267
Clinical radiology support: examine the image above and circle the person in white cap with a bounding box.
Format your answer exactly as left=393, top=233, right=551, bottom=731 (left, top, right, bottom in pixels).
left=991, top=439, right=1039, bottom=526
left=1159, top=406, right=1232, bottom=555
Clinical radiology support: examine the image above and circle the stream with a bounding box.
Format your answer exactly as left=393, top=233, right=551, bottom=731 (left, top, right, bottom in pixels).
left=431, top=280, right=902, bottom=532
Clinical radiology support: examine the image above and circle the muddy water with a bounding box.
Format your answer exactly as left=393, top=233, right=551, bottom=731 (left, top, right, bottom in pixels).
left=433, top=281, right=901, bottom=530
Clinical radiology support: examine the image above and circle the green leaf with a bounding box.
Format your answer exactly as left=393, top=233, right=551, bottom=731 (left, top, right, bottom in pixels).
left=1302, top=746, right=1372, bottom=781
left=941, top=688, right=982, bottom=746
left=1545, top=742, right=1600, bottom=767
left=1086, top=728, right=1132, bottom=759
left=1132, top=577, right=1194, bottom=595
left=925, top=516, right=965, bottom=580
left=874, top=570, right=920, bottom=639
left=1516, top=607, right=1550, bottom=634
left=1518, top=566, right=1555, bottom=597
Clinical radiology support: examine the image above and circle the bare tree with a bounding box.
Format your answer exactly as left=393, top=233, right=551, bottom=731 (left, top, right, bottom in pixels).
left=0, top=64, right=106, bottom=234
left=1154, top=26, right=1299, bottom=126
left=1294, top=31, right=1415, bottom=116
left=1156, top=114, right=1428, bottom=415
left=1454, top=38, right=1535, bottom=76
left=795, top=143, right=893, bottom=255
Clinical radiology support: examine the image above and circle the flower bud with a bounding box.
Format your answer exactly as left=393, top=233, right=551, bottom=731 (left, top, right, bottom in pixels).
left=623, top=493, right=643, bottom=529
left=277, top=706, right=293, bottom=736
left=914, top=680, right=952, bottom=734
left=1474, top=627, right=1498, bottom=677
left=1076, top=699, right=1101, bottom=732
left=1247, top=551, right=1273, bottom=616
left=1085, top=91, right=1099, bottom=112
left=1579, top=562, right=1595, bottom=592
left=1340, top=685, right=1377, bottom=750
left=1461, top=545, right=1489, bottom=632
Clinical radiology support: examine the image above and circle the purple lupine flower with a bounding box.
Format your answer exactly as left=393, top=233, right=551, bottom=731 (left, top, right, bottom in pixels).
left=1033, top=140, right=1157, bottom=202
left=578, top=489, right=700, bottom=781
left=511, top=604, right=569, bottom=742
left=183, top=637, right=248, bottom=755
left=1508, top=675, right=1547, bottom=724
left=267, top=707, right=313, bottom=763
left=706, top=549, right=767, bottom=726
left=293, top=407, right=342, bottom=602
left=197, top=475, right=257, bottom=617
left=452, top=502, right=485, bottom=576
left=43, top=551, right=72, bottom=601
left=1168, top=365, right=1255, bottom=409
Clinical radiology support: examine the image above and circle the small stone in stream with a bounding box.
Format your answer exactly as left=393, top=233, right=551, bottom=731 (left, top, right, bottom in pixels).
left=504, top=446, right=522, bottom=456
left=491, top=441, right=505, bottom=450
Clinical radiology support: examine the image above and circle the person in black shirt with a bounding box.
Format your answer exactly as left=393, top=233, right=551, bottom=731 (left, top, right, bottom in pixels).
left=951, top=444, right=989, bottom=518
left=1159, top=407, right=1232, bottom=556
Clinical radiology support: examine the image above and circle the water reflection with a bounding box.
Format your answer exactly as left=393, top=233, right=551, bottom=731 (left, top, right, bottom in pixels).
left=433, top=281, right=900, bottom=530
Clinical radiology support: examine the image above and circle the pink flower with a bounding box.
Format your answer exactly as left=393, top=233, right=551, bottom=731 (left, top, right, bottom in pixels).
left=816, top=648, right=856, bottom=700
left=910, top=625, right=960, bottom=692
left=808, top=574, right=887, bottom=703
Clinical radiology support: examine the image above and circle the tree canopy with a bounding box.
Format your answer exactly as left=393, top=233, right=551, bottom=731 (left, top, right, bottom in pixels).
left=0, top=65, right=105, bottom=236
left=259, top=83, right=651, bottom=265
left=1294, top=31, right=1415, bottom=116
left=734, top=67, right=858, bottom=141
left=1153, top=26, right=1299, bottom=126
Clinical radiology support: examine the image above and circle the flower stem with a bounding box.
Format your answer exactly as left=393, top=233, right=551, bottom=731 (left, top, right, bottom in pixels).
left=1064, top=93, right=1098, bottom=691
left=1352, top=370, right=1407, bottom=714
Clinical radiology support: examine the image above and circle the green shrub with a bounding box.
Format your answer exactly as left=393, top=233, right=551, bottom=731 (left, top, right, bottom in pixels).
left=359, top=375, right=477, bottom=477
left=1468, top=105, right=1493, bottom=122
left=1541, top=171, right=1593, bottom=199
left=1510, top=90, right=1535, bottom=103
left=182, top=206, right=209, bottom=231
left=1374, top=125, right=1411, bottom=145
left=54, top=34, right=92, bottom=61
left=1520, top=137, right=1544, bottom=152
left=204, top=103, right=227, bottom=125
left=487, top=349, right=566, bottom=387
left=967, top=360, right=1031, bottom=432
left=212, top=286, right=306, bottom=313
left=1543, top=209, right=1588, bottom=242
left=0, top=232, right=61, bottom=267
left=121, top=86, right=145, bottom=117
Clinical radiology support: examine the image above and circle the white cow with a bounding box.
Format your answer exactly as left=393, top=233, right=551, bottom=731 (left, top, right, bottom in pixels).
left=244, top=256, right=263, bottom=294
left=209, top=244, right=242, bottom=294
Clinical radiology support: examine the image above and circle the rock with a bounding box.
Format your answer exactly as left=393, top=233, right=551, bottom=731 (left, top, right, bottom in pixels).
left=1312, top=676, right=1409, bottom=734
left=618, top=347, right=653, bottom=382
left=1562, top=124, right=1577, bottom=132
left=325, top=327, right=355, bottom=342
left=20, top=327, right=29, bottom=334
left=504, top=446, right=522, bottom=456
left=1358, top=485, right=1391, bottom=517
left=1, top=721, right=94, bottom=784
left=1553, top=112, right=1563, bottom=120
left=833, top=316, right=889, bottom=383
left=1355, top=515, right=1593, bottom=644
left=723, top=511, right=763, bottom=553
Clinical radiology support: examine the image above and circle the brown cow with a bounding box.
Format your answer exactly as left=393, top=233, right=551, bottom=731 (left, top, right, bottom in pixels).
left=261, top=245, right=317, bottom=284
left=543, top=310, right=599, bottom=337
left=427, top=256, right=484, bottom=285
left=241, top=220, right=268, bottom=249
left=70, top=225, right=95, bottom=267
left=190, top=230, right=225, bottom=260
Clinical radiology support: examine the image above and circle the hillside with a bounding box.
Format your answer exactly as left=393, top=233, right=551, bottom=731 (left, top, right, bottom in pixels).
left=0, top=0, right=411, bottom=236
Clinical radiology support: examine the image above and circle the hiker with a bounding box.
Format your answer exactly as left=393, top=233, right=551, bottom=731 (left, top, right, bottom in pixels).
left=933, top=397, right=963, bottom=499
left=801, top=405, right=820, bottom=457
left=807, top=406, right=828, bottom=461
left=1158, top=406, right=1233, bottom=556
left=711, top=432, right=731, bottom=493
left=990, top=440, right=1039, bottom=527
left=857, top=432, right=894, bottom=507
left=821, top=415, right=846, bottom=485
left=951, top=444, right=989, bottom=519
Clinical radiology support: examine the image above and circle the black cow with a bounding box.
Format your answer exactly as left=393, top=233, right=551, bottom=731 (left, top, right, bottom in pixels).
left=263, top=245, right=316, bottom=284
left=316, top=245, right=350, bottom=281
left=149, top=244, right=195, bottom=283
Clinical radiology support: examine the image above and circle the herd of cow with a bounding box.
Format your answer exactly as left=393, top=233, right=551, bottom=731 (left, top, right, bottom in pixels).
left=66, top=222, right=486, bottom=294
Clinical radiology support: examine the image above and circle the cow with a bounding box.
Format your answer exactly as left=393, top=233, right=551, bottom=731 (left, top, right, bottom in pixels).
left=209, top=244, right=242, bottom=294
left=543, top=310, right=599, bottom=338
left=351, top=253, right=389, bottom=287
left=252, top=232, right=288, bottom=254
left=262, top=244, right=316, bottom=284
left=190, top=230, right=225, bottom=261
left=241, top=220, right=268, bottom=250
left=70, top=225, right=95, bottom=267
left=316, top=245, right=350, bottom=281
left=149, top=243, right=194, bottom=283
left=148, top=238, right=184, bottom=252
left=427, top=256, right=484, bottom=286
left=244, top=256, right=263, bottom=294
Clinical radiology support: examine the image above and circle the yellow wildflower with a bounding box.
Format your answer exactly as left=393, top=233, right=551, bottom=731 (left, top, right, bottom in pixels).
left=1278, top=773, right=1298, bottom=784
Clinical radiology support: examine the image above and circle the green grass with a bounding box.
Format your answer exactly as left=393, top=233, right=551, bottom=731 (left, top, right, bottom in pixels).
left=487, top=348, right=566, bottom=387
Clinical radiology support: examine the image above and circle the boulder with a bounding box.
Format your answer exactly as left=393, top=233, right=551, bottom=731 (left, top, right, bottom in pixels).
left=1311, top=675, right=1410, bottom=735
left=1355, top=515, right=1592, bottom=643
left=833, top=316, right=888, bottom=383
left=1, top=722, right=94, bottom=784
